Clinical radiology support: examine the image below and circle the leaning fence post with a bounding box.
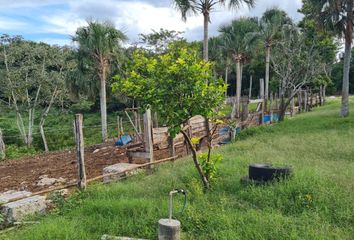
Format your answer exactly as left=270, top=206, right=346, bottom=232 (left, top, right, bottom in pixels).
left=74, top=114, right=86, bottom=189
left=0, top=129, right=5, bottom=160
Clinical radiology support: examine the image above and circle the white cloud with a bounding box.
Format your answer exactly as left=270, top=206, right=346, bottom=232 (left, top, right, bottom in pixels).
left=40, top=12, right=86, bottom=36
left=0, top=0, right=304, bottom=45
left=0, top=17, right=27, bottom=30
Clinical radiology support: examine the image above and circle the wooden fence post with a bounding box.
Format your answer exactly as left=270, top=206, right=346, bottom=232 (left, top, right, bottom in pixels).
left=298, top=91, right=302, bottom=113
left=144, top=109, right=154, bottom=164
left=270, top=92, right=273, bottom=123
left=304, top=90, right=308, bottom=112
left=0, top=129, right=5, bottom=160
left=260, top=78, right=265, bottom=125
left=249, top=75, right=253, bottom=100
left=74, top=114, right=86, bottom=190
left=117, top=116, right=120, bottom=135
left=168, top=136, right=175, bottom=158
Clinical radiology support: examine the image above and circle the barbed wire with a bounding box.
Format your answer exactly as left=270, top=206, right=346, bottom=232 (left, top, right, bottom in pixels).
left=2, top=122, right=140, bottom=139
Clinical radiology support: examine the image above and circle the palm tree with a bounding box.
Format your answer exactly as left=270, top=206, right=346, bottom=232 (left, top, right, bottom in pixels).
left=306, top=0, right=353, bottom=117
left=73, top=21, right=127, bottom=142
left=219, top=17, right=259, bottom=118
left=173, top=0, right=255, bottom=61
left=258, top=9, right=291, bottom=111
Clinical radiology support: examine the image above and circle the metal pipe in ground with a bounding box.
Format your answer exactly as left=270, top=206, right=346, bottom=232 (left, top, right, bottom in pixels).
left=158, top=190, right=181, bottom=240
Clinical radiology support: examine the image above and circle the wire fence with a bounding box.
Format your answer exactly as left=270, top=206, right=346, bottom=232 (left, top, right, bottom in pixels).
left=0, top=114, right=145, bottom=154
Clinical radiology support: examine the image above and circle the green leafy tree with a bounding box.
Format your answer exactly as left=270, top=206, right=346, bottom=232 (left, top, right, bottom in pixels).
left=300, top=0, right=353, bottom=117
left=139, top=28, right=184, bottom=54
left=72, top=21, right=127, bottom=142
left=112, top=42, right=226, bottom=189
left=173, top=0, right=255, bottom=61
left=0, top=35, right=68, bottom=148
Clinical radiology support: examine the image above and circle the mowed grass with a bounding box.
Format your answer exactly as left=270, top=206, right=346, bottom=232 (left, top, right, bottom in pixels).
left=2, top=99, right=354, bottom=240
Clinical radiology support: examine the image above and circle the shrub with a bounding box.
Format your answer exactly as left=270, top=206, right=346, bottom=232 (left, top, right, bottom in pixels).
left=199, top=153, right=223, bottom=182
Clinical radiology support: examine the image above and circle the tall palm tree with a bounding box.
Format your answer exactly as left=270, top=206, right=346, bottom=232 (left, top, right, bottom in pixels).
left=306, top=0, right=353, bottom=117
left=219, top=17, right=259, bottom=118
left=73, top=21, right=127, bottom=142
left=173, top=0, right=255, bottom=61
left=258, top=9, right=291, bottom=110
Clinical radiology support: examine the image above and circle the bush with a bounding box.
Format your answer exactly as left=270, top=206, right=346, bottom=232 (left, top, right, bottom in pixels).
left=5, top=145, right=38, bottom=159
left=199, top=153, right=223, bottom=182
left=70, top=100, right=94, bottom=113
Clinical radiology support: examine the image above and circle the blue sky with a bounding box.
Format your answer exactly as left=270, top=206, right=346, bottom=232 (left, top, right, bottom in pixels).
left=0, top=0, right=303, bottom=46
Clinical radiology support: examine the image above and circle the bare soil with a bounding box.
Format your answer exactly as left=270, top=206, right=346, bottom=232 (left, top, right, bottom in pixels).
left=0, top=141, right=186, bottom=193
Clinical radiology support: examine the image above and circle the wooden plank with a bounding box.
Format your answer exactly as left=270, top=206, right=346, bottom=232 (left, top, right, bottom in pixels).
left=153, top=127, right=169, bottom=134
left=74, top=114, right=86, bottom=190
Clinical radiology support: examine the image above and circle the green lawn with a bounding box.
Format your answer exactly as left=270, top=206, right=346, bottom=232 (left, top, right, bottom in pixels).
left=2, top=99, right=354, bottom=240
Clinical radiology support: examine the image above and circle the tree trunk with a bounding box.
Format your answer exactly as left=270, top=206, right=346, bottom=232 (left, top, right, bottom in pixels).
left=290, top=93, right=295, bottom=117
left=203, top=13, right=209, bottom=61
left=298, top=91, right=302, bottom=112
left=181, top=129, right=209, bottom=189
left=0, top=129, right=5, bottom=160
left=39, top=87, right=58, bottom=152
left=100, top=67, right=108, bottom=142
left=249, top=75, right=253, bottom=99
left=279, top=96, right=286, bottom=121
left=224, top=66, right=229, bottom=99
left=236, top=59, right=241, bottom=118
left=265, top=46, right=270, bottom=111
left=275, top=92, right=279, bottom=110
left=341, top=40, right=352, bottom=116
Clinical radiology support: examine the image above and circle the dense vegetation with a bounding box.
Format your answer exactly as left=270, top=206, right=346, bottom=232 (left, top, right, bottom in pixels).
left=2, top=99, right=353, bottom=239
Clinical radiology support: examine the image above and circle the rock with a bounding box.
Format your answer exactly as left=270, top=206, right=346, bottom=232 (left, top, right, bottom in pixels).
left=57, top=177, right=66, bottom=185
left=56, top=188, right=69, bottom=197
left=1, top=195, right=46, bottom=227
left=93, top=149, right=100, bottom=154
left=37, top=177, right=58, bottom=187
left=0, top=190, right=32, bottom=204
left=103, top=163, right=141, bottom=183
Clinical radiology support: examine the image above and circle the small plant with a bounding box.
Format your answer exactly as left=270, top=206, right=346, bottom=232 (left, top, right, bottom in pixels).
left=47, top=191, right=67, bottom=212
left=0, top=202, right=4, bottom=225
left=199, top=153, right=223, bottom=182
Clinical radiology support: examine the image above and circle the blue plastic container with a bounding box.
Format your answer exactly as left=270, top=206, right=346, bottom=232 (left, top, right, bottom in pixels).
left=264, top=115, right=270, bottom=123
left=115, top=134, right=132, bottom=146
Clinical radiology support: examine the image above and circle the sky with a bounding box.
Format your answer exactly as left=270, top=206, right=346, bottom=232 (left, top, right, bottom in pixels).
left=0, top=0, right=303, bottom=46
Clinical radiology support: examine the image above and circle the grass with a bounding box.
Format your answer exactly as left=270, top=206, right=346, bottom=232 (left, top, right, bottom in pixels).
left=2, top=99, right=354, bottom=239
